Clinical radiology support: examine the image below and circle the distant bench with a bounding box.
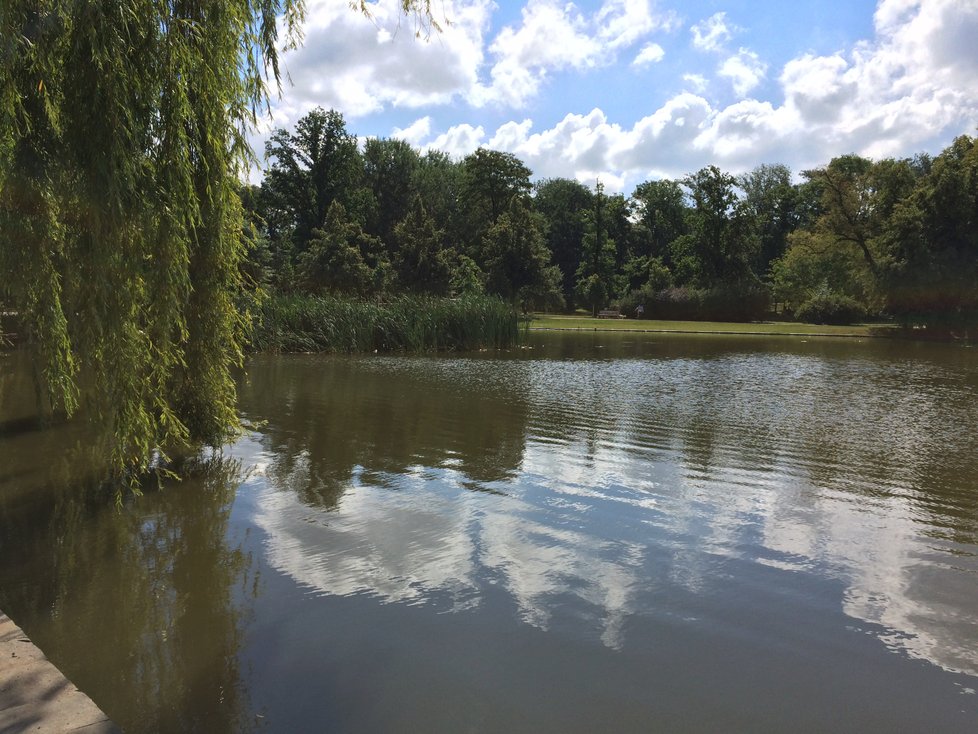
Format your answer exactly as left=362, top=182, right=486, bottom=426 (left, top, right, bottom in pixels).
left=597, top=308, right=625, bottom=319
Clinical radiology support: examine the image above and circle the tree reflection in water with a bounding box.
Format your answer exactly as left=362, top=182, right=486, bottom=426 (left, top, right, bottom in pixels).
left=0, top=368, right=257, bottom=734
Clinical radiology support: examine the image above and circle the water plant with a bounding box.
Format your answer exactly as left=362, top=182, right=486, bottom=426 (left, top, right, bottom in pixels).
left=250, top=294, right=521, bottom=353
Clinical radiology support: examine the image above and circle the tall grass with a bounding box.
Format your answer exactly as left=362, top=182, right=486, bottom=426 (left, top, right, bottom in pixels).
left=250, top=294, right=521, bottom=353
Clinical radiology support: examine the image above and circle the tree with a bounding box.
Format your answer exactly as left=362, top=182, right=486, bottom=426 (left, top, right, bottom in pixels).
left=575, top=182, right=619, bottom=315
left=482, top=198, right=556, bottom=305
left=878, top=135, right=978, bottom=330
left=671, top=165, right=753, bottom=287
left=770, top=230, right=872, bottom=314
left=298, top=202, right=386, bottom=296
left=393, top=196, right=452, bottom=295
left=738, top=164, right=798, bottom=279
left=803, top=154, right=915, bottom=277
left=460, top=148, right=532, bottom=261
left=0, top=1, right=434, bottom=481
left=621, top=255, right=673, bottom=294
left=534, top=178, right=593, bottom=309
left=449, top=256, right=486, bottom=296
left=603, top=191, right=636, bottom=271
left=262, top=107, right=363, bottom=254
left=362, top=137, right=420, bottom=249
left=795, top=154, right=918, bottom=315
left=412, top=149, right=465, bottom=252
left=631, top=178, right=688, bottom=264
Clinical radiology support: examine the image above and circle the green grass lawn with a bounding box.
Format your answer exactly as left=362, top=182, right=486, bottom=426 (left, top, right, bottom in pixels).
left=526, top=313, right=894, bottom=338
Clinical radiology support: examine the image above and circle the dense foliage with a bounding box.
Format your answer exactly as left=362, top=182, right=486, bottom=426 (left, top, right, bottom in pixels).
left=250, top=108, right=978, bottom=335
left=0, top=1, right=435, bottom=481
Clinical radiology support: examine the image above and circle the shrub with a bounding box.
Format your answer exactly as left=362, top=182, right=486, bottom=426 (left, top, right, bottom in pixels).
left=794, top=291, right=867, bottom=325
left=619, top=285, right=769, bottom=322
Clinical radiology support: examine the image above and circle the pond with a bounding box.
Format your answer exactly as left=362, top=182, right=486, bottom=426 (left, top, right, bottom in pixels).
left=1, top=332, right=977, bottom=732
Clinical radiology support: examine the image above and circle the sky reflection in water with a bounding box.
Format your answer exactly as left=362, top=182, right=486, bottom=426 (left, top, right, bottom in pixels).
left=238, top=335, right=978, bottom=684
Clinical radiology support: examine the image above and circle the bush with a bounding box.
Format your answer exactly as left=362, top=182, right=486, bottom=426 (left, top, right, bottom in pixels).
left=794, top=291, right=867, bottom=325
left=619, top=285, right=769, bottom=322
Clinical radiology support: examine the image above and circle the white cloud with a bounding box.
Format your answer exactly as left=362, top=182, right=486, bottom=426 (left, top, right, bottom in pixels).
left=774, top=0, right=978, bottom=159
left=489, top=119, right=535, bottom=150
left=403, top=0, right=978, bottom=188
left=473, top=0, right=601, bottom=107
left=719, top=48, right=767, bottom=97
left=392, top=116, right=433, bottom=146
left=682, top=73, right=709, bottom=93
left=690, top=12, right=734, bottom=52
left=272, top=0, right=492, bottom=126
left=597, top=0, right=680, bottom=49
left=427, top=123, right=486, bottom=157
left=780, top=54, right=854, bottom=125
left=474, top=0, right=678, bottom=107
left=632, top=43, right=665, bottom=67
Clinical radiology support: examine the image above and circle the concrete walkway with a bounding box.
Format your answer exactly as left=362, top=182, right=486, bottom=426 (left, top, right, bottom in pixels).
left=0, top=611, right=119, bottom=733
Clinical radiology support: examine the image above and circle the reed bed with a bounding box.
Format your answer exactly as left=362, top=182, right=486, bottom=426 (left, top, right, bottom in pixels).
left=250, top=294, right=521, bottom=353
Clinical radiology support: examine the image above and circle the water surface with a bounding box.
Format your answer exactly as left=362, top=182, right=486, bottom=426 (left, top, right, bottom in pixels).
left=1, top=332, right=977, bottom=732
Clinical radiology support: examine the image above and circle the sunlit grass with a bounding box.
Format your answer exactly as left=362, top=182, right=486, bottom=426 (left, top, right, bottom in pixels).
left=528, top=313, right=894, bottom=338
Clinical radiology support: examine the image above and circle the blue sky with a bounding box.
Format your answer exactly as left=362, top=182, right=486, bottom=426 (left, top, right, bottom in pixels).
left=258, top=0, right=978, bottom=192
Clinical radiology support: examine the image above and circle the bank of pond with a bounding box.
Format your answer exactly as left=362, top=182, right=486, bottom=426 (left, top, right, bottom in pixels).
left=247, top=294, right=976, bottom=356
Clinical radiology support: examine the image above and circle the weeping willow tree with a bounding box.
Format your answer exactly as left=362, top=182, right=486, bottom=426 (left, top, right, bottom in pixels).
left=0, top=1, right=435, bottom=483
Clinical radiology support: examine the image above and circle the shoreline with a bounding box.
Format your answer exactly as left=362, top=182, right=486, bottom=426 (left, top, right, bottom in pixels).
left=0, top=610, right=119, bottom=733
left=527, top=325, right=885, bottom=339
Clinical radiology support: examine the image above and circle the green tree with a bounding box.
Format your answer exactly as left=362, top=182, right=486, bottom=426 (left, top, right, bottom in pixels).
left=671, top=165, right=753, bottom=287
left=803, top=154, right=916, bottom=277
left=412, top=150, right=465, bottom=250
left=575, top=183, right=619, bottom=315
left=0, top=1, right=433, bottom=481
left=621, top=255, right=673, bottom=294
left=0, top=0, right=309, bottom=479
left=534, top=178, right=593, bottom=309
left=795, top=154, right=918, bottom=314
left=460, top=148, right=532, bottom=262
left=604, top=191, right=636, bottom=271
left=393, top=196, right=452, bottom=295
left=262, top=107, right=363, bottom=254
left=482, top=198, right=556, bottom=305
left=770, top=230, right=871, bottom=314
left=878, top=135, right=978, bottom=331
left=362, top=137, right=420, bottom=249
left=738, top=164, right=798, bottom=279
left=631, top=178, right=688, bottom=264
left=299, top=202, right=388, bottom=296
left=449, top=255, right=486, bottom=296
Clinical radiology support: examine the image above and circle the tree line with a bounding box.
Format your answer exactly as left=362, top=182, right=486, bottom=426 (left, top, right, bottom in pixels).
left=246, top=107, right=978, bottom=331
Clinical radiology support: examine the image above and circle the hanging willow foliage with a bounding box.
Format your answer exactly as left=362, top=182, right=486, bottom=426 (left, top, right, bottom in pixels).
left=0, top=1, right=433, bottom=483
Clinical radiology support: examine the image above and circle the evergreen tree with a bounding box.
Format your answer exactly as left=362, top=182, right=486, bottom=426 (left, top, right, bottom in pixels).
left=393, top=196, right=452, bottom=295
